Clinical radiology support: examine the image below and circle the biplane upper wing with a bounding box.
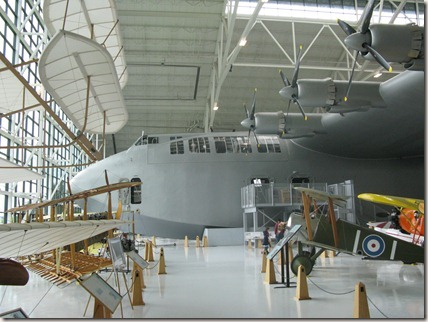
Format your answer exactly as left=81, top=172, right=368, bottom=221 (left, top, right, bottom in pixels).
left=358, top=193, right=424, bottom=214
left=6, top=181, right=141, bottom=213
left=294, top=187, right=349, bottom=208
left=0, top=219, right=126, bottom=258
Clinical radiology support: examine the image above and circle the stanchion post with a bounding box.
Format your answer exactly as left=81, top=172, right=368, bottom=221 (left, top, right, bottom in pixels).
left=147, top=242, right=154, bottom=262
left=264, top=259, right=277, bottom=284
left=131, top=263, right=145, bottom=306
left=354, top=282, right=370, bottom=318
left=158, top=247, right=167, bottom=275
left=295, top=265, right=311, bottom=300
left=261, top=251, right=267, bottom=273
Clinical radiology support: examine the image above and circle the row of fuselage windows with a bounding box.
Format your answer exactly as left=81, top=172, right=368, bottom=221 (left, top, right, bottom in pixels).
left=170, top=136, right=281, bottom=154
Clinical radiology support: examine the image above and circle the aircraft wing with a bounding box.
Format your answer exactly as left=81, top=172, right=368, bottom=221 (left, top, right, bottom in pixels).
left=0, top=219, right=126, bottom=258
left=0, top=158, right=44, bottom=183
left=311, top=215, right=424, bottom=263
left=294, top=187, right=348, bottom=208
left=6, top=181, right=141, bottom=213
left=358, top=193, right=424, bottom=214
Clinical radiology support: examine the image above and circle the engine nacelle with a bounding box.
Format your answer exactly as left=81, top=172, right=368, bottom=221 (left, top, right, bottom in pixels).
left=365, top=24, right=424, bottom=70
left=251, top=112, right=325, bottom=139
left=403, top=58, right=425, bottom=71
left=296, top=78, right=336, bottom=108
left=253, top=112, right=285, bottom=135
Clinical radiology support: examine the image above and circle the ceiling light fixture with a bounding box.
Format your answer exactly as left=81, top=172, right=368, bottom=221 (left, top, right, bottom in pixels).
left=374, top=72, right=382, bottom=78
left=239, top=38, right=247, bottom=46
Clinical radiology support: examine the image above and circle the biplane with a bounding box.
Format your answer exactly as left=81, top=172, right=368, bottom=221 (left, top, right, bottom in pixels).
left=358, top=193, right=424, bottom=247
left=287, top=187, right=424, bottom=276
left=0, top=180, right=141, bottom=286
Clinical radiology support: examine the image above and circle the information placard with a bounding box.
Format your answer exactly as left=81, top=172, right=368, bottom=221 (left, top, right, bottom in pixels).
left=79, top=273, right=123, bottom=313
left=126, top=250, right=149, bottom=269
left=108, top=237, right=127, bottom=271
left=0, top=308, right=29, bottom=318
left=267, top=224, right=302, bottom=260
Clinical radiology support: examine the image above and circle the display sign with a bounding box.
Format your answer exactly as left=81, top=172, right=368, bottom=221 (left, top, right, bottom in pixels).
left=127, top=250, right=149, bottom=269
left=79, top=273, right=123, bottom=314
left=0, top=308, right=29, bottom=318
left=267, top=224, right=302, bottom=260
left=108, top=237, right=127, bottom=271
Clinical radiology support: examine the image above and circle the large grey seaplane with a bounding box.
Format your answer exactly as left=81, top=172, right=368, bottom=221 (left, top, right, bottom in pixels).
left=68, top=64, right=423, bottom=239
left=62, top=0, right=423, bottom=239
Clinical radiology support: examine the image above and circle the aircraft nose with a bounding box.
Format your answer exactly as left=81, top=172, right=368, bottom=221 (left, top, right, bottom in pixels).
left=240, top=118, right=254, bottom=129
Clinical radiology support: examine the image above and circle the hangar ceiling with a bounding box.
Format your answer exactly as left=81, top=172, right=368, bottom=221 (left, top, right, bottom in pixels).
left=100, top=0, right=421, bottom=157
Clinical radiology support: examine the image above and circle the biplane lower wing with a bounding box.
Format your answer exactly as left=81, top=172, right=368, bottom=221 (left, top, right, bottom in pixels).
left=0, top=219, right=126, bottom=258
left=311, top=215, right=424, bottom=263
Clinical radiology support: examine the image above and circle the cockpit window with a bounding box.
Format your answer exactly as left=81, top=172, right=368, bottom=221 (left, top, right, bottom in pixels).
left=214, top=136, right=252, bottom=153
left=188, top=137, right=210, bottom=153
left=257, top=136, right=281, bottom=153
left=170, top=136, right=184, bottom=154
left=134, top=135, right=148, bottom=146
left=148, top=137, right=159, bottom=144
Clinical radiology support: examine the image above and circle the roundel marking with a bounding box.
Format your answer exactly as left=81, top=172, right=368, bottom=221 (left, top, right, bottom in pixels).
left=362, top=234, right=385, bottom=258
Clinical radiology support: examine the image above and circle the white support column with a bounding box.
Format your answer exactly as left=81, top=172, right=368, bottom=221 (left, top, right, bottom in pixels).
left=208, top=0, right=268, bottom=129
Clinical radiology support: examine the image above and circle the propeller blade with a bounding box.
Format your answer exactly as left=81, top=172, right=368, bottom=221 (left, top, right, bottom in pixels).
left=243, top=103, right=249, bottom=119
left=250, top=88, right=257, bottom=120
left=337, top=19, right=356, bottom=36
left=293, top=98, right=308, bottom=121
left=291, top=45, right=302, bottom=88
left=363, top=43, right=392, bottom=72
left=344, top=51, right=359, bottom=102
left=359, top=0, right=376, bottom=33
left=279, top=69, right=290, bottom=87
left=286, top=99, right=291, bottom=116
left=253, top=131, right=260, bottom=147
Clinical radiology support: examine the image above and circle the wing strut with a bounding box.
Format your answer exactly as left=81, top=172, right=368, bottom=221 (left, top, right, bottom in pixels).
left=301, top=192, right=313, bottom=241
left=327, top=197, right=339, bottom=248
left=105, top=170, right=113, bottom=238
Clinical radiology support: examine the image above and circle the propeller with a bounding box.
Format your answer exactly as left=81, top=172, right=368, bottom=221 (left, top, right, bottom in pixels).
left=337, top=0, right=392, bottom=101
left=240, top=88, right=260, bottom=147
left=278, top=45, right=308, bottom=121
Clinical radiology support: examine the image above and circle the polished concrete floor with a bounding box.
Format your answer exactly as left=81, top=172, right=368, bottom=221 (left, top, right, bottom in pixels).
left=0, top=239, right=425, bottom=319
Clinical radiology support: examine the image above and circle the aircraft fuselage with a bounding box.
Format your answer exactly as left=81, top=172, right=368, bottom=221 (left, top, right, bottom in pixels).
left=70, top=132, right=424, bottom=238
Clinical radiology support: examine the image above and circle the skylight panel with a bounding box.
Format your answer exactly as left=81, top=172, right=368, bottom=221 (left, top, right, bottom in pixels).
left=227, top=0, right=424, bottom=26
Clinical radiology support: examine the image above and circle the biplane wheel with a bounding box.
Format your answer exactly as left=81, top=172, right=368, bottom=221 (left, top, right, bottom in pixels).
left=291, top=254, right=313, bottom=276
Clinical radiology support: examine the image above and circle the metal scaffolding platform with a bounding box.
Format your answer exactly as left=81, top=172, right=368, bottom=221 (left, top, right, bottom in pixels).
left=241, top=180, right=355, bottom=240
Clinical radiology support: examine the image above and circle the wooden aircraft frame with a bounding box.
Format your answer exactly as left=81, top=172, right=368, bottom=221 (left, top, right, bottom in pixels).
left=2, top=180, right=141, bottom=285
